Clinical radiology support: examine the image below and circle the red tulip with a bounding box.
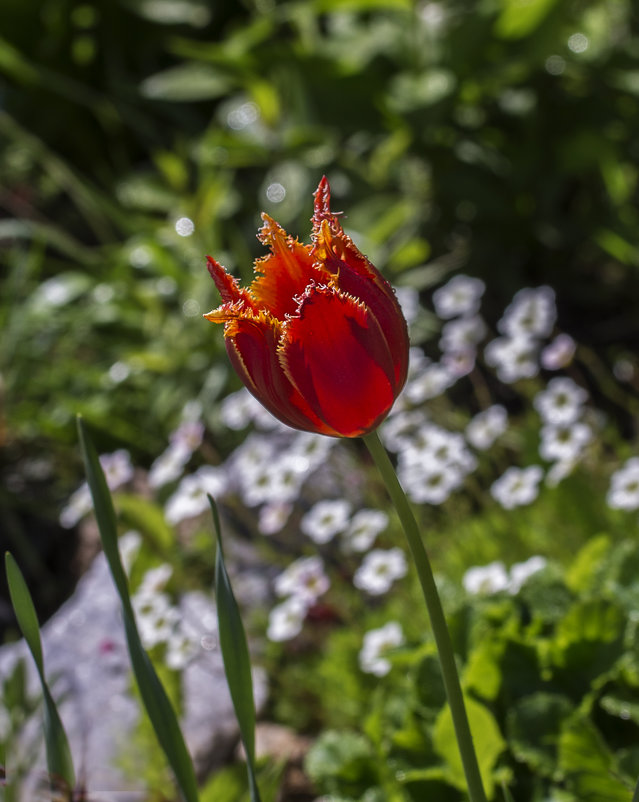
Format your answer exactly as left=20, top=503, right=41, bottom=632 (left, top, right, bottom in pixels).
left=204, top=177, right=409, bottom=437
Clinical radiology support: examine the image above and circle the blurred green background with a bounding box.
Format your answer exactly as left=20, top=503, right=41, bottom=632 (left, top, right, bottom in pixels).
left=2, top=0, right=639, bottom=622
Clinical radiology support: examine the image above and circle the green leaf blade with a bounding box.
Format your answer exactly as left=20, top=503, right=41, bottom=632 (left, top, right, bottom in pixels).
left=76, top=416, right=199, bottom=802
left=210, top=496, right=261, bottom=802
left=5, top=552, right=76, bottom=790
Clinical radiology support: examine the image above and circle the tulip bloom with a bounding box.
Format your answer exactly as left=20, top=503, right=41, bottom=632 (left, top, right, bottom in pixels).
left=204, top=177, right=409, bottom=437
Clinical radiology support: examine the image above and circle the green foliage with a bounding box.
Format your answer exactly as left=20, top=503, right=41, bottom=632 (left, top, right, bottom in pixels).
left=213, top=497, right=261, bottom=802
left=4, top=552, right=76, bottom=791
left=304, top=536, right=639, bottom=801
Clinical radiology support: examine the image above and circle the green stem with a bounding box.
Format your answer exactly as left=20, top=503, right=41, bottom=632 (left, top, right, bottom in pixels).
left=363, top=430, right=487, bottom=802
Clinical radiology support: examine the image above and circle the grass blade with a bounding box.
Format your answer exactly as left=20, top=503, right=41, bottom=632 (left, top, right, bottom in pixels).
left=5, top=552, right=76, bottom=791
left=76, top=416, right=199, bottom=802
left=210, top=496, right=262, bottom=802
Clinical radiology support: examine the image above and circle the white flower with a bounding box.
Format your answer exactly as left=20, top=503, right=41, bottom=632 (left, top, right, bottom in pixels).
left=148, top=444, right=189, bottom=488
left=441, top=349, right=476, bottom=378
left=132, top=589, right=180, bottom=648
left=170, top=420, right=204, bottom=456
left=463, top=556, right=547, bottom=595
left=484, top=336, right=539, bottom=383
left=231, top=434, right=279, bottom=506
left=100, top=449, right=134, bottom=490
left=267, top=597, right=307, bottom=642
left=432, top=275, right=486, bottom=319
left=396, top=423, right=476, bottom=505
left=539, top=422, right=592, bottom=462
left=463, top=562, right=510, bottom=594
left=343, top=509, right=389, bottom=552
left=274, top=556, right=330, bottom=605
left=607, top=457, right=639, bottom=510
left=140, top=563, right=173, bottom=593
left=404, top=361, right=456, bottom=403
left=287, top=431, right=335, bottom=473
left=439, top=315, right=487, bottom=353
left=301, top=499, right=352, bottom=544
left=353, top=548, right=407, bottom=596
left=359, top=622, right=404, bottom=676
left=59, top=482, right=93, bottom=528
left=164, top=466, right=226, bottom=524
left=258, top=501, right=292, bottom=535
left=498, top=286, right=556, bottom=339
left=165, top=624, right=199, bottom=670
left=380, top=409, right=429, bottom=453
left=490, top=465, right=543, bottom=509
left=541, top=333, right=576, bottom=370
left=545, top=459, right=577, bottom=487
left=533, top=377, right=587, bottom=426
left=508, top=556, right=547, bottom=593
left=400, top=461, right=464, bottom=505
left=220, top=389, right=259, bottom=430
left=465, top=405, right=508, bottom=450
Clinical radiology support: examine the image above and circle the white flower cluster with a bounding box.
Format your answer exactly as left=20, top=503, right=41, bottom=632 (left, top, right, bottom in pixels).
left=359, top=621, right=404, bottom=676
left=267, top=555, right=330, bottom=642
left=534, top=376, right=592, bottom=485
left=300, top=500, right=389, bottom=551
left=463, top=555, right=547, bottom=595
left=396, top=422, right=477, bottom=505
left=485, top=286, right=556, bottom=383
left=130, top=561, right=200, bottom=670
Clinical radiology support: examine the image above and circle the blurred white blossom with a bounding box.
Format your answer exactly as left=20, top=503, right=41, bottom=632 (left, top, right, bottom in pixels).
left=301, top=499, right=352, bottom=544
left=534, top=377, right=587, bottom=426
left=353, top=548, right=407, bottom=595
left=359, top=622, right=404, bottom=676
left=267, top=596, right=307, bottom=642
left=432, top=275, right=485, bottom=319
left=607, top=457, right=639, bottom=510
left=466, top=405, right=508, bottom=450
left=491, top=465, right=543, bottom=509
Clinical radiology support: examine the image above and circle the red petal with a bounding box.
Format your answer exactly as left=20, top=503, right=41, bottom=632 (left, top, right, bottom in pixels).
left=224, top=312, right=340, bottom=436
left=280, top=286, right=398, bottom=437
left=313, top=220, right=409, bottom=388
left=250, top=214, right=319, bottom=320
left=206, top=256, right=256, bottom=310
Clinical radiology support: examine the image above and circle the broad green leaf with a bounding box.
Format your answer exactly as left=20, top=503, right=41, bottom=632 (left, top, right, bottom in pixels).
left=505, top=692, right=574, bottom=777
left=5, top=553, right=76, bottom=791
left=434, top=696, right=506, bottom=798
left=116, top=493, right=176, bottom=551
left=494, top=0, right=560, bottom=39
left=211, top=496, right=261, bottom=802
left=77, top=417, right=199, bottom=802
left=565, top=535, right=610, bottom=593
left=559, top=715, right=630, bottom=800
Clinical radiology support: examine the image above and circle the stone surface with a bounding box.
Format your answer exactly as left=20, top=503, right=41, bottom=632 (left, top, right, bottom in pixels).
left=0, top=551, right=268, bottom=801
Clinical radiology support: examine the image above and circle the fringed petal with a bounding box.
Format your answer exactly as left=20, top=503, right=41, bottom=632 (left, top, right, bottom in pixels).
left=313, top=219, right=410, bottom=389
left=224, top=311, right=340, bottom=436
left=250, top=214, right=320, bottom=319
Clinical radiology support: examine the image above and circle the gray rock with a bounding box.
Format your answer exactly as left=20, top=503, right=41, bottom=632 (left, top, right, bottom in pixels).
left=0, top=552, right=268, bottom=801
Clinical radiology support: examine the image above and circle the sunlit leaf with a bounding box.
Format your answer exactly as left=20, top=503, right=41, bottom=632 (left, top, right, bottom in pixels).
left=434, top=696, right=506, bottom=798
left=140, top=63, right=233, bottom=101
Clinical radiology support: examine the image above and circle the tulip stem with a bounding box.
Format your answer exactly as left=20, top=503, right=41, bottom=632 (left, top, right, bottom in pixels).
left=362, top=430, right=487, bottom=802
